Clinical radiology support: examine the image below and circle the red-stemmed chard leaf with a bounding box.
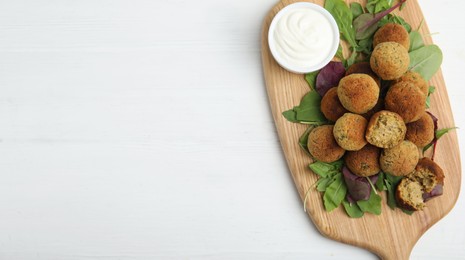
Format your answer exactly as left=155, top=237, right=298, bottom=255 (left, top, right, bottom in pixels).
left=353, top=14, right=379, bottom=40
left=316, top=61, right=346, bottom=97
left=342, top=166, right=379, bottom=201
left=355, top=0, right=407, bottom=36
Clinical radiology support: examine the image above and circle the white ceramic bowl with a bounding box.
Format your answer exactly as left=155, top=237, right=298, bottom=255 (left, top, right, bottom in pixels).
left=268, top=2, right=340, bottom=74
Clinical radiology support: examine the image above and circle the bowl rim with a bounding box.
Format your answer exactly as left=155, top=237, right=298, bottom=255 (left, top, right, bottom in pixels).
left=268, top=2, right=340, bottom=74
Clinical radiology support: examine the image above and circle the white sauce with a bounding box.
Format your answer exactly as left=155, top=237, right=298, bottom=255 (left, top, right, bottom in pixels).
left=273, top=7, right=335, bottom=69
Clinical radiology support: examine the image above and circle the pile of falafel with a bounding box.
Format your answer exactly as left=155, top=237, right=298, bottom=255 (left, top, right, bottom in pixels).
left=307, top=23, right=444, bottom=211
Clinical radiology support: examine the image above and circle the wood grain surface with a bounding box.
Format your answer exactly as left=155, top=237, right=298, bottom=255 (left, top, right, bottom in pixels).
left=261, top=0, right=461, bottom=259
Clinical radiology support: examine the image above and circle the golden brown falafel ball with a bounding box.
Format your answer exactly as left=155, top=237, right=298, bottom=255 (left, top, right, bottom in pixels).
left=370, top=42, right=410, bottom=80
left=345, top=62, right=381, bottom=87
left=379, top=141, right=420, bottom=176
left=337, top=74, right=380, bottom=114
left=394, top=71, right=429, bottom=96
left=344, top=144, right=381, bottom=177
left=307, top=125, right=345, bottom=163
left=406, top=112, right=435, bottom=147
left=396, top=178, right=425, bottom=211
left=373, top=23, right=410, bottom=50
left=396, top=157, right=445, bottom=211
left=380, top=140, right=419, bottom=176
left=365, top=110, right=406, bottom=148
left=385, top=81, right=426, bottom=123
left=320, top=87, right=349, bottom=122
left=333, top=113, right=368, bottom=151
left=412, top=157, right=445, bottom=192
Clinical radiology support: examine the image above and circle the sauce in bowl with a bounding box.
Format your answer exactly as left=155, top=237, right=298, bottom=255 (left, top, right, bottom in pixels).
left=268, top=3, right=339, bottom=74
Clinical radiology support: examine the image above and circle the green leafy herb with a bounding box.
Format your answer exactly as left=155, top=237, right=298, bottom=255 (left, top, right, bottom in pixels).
left=375, top=171, right=386, bottom=191
left=305, top=71, right=320, bottom=90
left=436, top=127, right=458, bottom=139
left=409, top=31, right=425, bottom=52
left=423, top=127, right=457, bottom=153
left=384, top=173, right=403, bottom=209
left=350, top=2, right=364, bottom=19
left=282, top=110, right=298, bottom=123
left=309, top=160, right=343, bottom=178
left=343, top=200, right=364, bottom=218
left=282, top=91, right=327, bottom=124
left=428, top=86, right=436, bottom=94
left=298, top=126, right=314, bottom=156
left=325, top=0, right=358, bottom=48
left=409, top=45, right=443, bottom=81
left=323, top=172, right=347, bottom=212
left=366, top=0, right=392, bottom=14
left=379, top=14, right=412, bottom=32
left=357, top=190, right=382, bottom=215
left=402, top=209, right=414, bottom=215
left=425, top=86, right=435, bottom=108
left=305, top=160, right=345, bottom=212
left=357, top=37, right=374, bottom=55
left=316, top=176, right=336, bottom=192
left=354, top=1, right=406, bottom=41
left=354, top=13, right=380, bottom=40
left=308, top=160, right=344, bottom=208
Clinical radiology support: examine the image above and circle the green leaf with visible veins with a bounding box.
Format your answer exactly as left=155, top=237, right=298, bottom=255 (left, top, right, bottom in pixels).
left=309, top=160, right=343, bottom=178
left=357, top=190, right=382, bottom=215
left=323, top=173, right=347, bottom=212
left=379, top=14, right=411, bottom=32
left=409, top=31, right=424, bottom=52
left=375, top=171, right=386, bottom=191
left=436, top=127, right=458, bottom=139
left=384, top=173, right=403, bottom=209
left=282, top=91, right=327, bottom=124
left=316, top=177, right=334, bottom=192
left=409, top=45, right=443, bottom=81
left=366, top=0, right=392, bottom=14
left=350, top=2, right=364, bottom=19
left=294, top=91, right=326, bottom=122
left=325, top=0, right=358, bottom=48
left=343, top=200, right=364, bottom=218
left=305, top=71, right=319, bottom=90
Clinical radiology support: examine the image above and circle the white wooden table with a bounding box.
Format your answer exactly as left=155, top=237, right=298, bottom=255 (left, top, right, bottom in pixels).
left=0, top=1, right=463, bottom=259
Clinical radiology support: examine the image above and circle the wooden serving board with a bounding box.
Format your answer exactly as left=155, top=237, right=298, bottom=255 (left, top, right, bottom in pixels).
left=261, top=0, right=461, bottom=259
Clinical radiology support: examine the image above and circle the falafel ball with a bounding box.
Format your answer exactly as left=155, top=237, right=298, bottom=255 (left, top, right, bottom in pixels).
left=333, top=113, right=368, bottom=151
left=346, top=62, right=381, bottom=87
left=396, top=177, right=425, bottom=211
left=344, top=144, right=381, bottom=177
left=411, top=157, right=445, bottom=193
left=337, top=74, right=380, bottom=114
left=365, top=110, right=406, bottom=148
left=406, top=112, right=435, bottom=147
left=370, top=42, right=410, bottom=80
left=320, top=87, right=349, bottom=122
left=385, top=81, right=426, bottom=123
left=396, top=157, right=445, bottom=211
left=373, top=23, right=410, bottom=50
left=307, top=125, right=345, bottom=163
left=380, top=140, right=420, bottom=176
left=394, top=71, right=429, bottom=96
